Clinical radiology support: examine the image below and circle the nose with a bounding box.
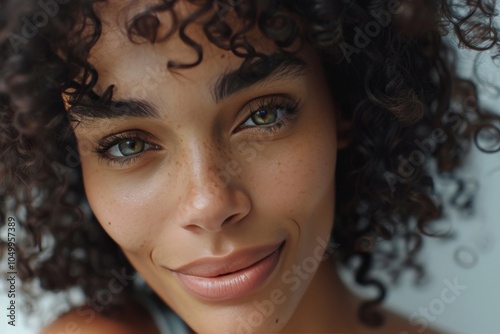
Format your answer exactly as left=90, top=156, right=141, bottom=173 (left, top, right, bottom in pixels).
left=176, top=142, right=251, bottom=233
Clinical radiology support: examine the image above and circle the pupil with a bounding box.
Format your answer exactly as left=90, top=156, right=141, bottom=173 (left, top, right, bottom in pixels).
left=119, top=140, right=144, bottom=156
left=253, top=109, right=276, bottom=124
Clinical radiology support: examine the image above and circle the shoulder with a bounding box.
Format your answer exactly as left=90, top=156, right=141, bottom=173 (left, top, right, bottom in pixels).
left=40, top=303, right=161, bottom=334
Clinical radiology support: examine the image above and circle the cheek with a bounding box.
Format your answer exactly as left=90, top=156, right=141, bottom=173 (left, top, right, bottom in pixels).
left=251, top=113, right=337, bottom=233
left=81, top=162, right=168, bottom=251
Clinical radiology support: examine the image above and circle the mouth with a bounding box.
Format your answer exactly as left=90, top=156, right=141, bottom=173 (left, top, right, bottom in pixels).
left=171, top=241, right=285, bottom=302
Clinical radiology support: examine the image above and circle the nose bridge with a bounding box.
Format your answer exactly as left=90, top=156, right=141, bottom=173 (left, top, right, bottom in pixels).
left=185, top=136, right=228, bottom=190
left=177, top=136, right=246, bottom=232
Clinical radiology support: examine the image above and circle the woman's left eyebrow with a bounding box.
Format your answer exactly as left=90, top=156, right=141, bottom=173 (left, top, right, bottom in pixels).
left=212, top=53, right=308, bottom=103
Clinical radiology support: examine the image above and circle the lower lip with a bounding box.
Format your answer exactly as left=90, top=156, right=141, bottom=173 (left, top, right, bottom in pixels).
left=174, top=244, right=283, bottom=302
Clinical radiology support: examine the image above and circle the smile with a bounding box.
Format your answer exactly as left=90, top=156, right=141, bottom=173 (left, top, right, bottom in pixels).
left=171, top=241, right=285, bottom=302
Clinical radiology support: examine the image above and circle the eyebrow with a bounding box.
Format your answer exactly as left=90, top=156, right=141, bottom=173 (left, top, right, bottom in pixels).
left=70, top=53, right=308, bottom=121
left=212, top=53, right=308, bottom=102
left=69, top=98, right=160, bottom=122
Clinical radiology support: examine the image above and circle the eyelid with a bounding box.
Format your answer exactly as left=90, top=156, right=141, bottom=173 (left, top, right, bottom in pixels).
left=241, top=94, right=297, bottom=113
left=94, top=129, right=161, bottom=166
left=107, top=140, right=157, bottom=158
left=235, top=94, right=301, bottom=131
left=95, top=129, right=159, bottom=152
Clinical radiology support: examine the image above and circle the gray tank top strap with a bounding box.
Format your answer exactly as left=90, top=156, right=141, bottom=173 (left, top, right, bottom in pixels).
left=139, top=295, right=190, bottom=334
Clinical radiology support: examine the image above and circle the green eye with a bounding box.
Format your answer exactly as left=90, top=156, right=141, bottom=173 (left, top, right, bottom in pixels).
left=106, top=139, right=150, bottom=157
left=251, top=108, right=279, bottom=125
left=96, top=131, right=160, bottom=166
left=245, top=106, right=286, bottom=127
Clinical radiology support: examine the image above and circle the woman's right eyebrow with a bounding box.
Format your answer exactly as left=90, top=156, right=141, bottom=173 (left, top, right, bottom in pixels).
left=69, top=98, right=160, bottom=122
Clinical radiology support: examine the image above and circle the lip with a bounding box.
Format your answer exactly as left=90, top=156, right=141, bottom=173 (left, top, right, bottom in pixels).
left=170, top=241, right=284, bottom=301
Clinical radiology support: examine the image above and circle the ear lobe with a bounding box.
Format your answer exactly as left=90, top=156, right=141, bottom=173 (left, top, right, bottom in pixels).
left=336, top=116, right=352, bottom=149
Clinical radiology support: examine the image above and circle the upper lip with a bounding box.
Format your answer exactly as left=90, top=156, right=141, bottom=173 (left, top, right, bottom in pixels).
left=169, top=241, right=284, bottom=278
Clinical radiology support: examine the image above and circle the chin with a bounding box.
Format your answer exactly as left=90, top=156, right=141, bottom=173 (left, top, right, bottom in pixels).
left=190, top=311, right=288, bottom=334
left=175, top=285, right=305, bottom=334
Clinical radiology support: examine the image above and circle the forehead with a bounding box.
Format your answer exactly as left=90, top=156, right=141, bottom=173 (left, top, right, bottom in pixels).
left=88, top=1, right=282, bottom=95
left=86, top=1, right=315, bottom=105
left=69, top=2, right=327, bottom=124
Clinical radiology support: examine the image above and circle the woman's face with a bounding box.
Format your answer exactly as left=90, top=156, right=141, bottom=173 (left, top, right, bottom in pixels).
left=73, top=3, right=347, bottom=333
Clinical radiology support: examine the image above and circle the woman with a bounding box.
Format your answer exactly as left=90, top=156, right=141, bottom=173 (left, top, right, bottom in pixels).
left=0, top=0, right=498, bottom=333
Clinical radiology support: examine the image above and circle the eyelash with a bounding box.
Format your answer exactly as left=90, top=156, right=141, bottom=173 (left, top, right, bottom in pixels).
left=95, top=95, right=301, bottom=167
left=94, top=131, right=159, bottom=167
left=237, top=95, right=301, bottom=134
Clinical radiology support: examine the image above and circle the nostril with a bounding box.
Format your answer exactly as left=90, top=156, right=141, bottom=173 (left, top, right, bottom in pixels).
left=222, top=213, right=240, bottom=227
left=183, top=224, right=203, bottom=234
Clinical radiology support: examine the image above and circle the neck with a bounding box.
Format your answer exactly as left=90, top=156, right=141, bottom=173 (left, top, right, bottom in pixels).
left=279, top=258, right=358, bottom=333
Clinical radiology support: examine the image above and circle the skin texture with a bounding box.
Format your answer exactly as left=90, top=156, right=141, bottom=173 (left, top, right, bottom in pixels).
left=65, top=2, right=444, bottom=334
left=71, top=2, right=357, bottom=333
left=40, top=303, right=161, bottom=334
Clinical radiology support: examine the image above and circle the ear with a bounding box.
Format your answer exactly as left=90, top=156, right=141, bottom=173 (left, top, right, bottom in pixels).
left=62, top=93, right=71, bottom=111
left=336, top=114, right=352, bottom=149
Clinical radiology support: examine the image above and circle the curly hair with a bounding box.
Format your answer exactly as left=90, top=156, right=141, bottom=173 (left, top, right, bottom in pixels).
left=0, top=0, right=498, bottom=327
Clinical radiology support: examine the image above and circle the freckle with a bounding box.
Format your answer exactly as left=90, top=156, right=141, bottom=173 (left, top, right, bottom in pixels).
left=108, top=221, right=111, bottom=226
